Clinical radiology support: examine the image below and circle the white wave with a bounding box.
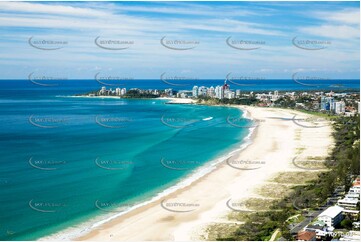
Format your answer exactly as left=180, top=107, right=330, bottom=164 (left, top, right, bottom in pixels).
left=39, top=107, right=256, bottom=241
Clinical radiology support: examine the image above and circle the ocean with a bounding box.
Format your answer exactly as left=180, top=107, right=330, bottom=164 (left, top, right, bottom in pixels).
left=0, top=80, right=257, bottom=240
left=0, top=79, right=359, bottom=240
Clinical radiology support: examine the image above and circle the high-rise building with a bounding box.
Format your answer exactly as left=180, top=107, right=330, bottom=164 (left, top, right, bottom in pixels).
left=192, top=86, right=198, bottom=97
left=320, top=96, right=328, bottom=110
left=320, top=96, right=334, bottom=111
left=215, top=85, right=223, bottom=99
left=334, top=101, right=345, bottom=114
left=198, top=86, right=207, bottom=96
left=100, top=86, right=106, bottom=95
left=208, top=86, right=215, bottom=97
left=120, top=88, right=127, bottom=95
left=328, top=97, right=335, bottom=111
left=226, top=91, right=235, bottom=99
left=222, top=80, right=230, bottom=92
left=236, top=90, right=241, bottom=98
left=115, top=88, right=121, bottom=95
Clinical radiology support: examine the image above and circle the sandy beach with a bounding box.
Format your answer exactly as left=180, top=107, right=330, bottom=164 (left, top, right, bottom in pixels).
left=77, top=106, right=334, bottom=241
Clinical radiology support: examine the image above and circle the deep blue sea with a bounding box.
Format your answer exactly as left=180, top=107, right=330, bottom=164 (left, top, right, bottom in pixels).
left=0, top=80, right=256, bottom=240
left=0, top=79, right=359, bottom=240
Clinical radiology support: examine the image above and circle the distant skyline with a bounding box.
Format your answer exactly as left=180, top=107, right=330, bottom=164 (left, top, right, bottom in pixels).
left=0, top=1, right=359, bottom=79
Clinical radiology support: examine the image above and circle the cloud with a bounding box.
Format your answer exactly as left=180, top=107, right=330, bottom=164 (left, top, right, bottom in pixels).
left=299, top=24, right=359, bottom=39
left=314, top=8, right=360, bottom=25
left=0, top=1, right=358, bottom=79
left=0, top=2, right=108, bottom=17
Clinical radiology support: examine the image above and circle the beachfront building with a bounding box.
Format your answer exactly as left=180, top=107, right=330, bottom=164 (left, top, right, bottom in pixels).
left=225, top=90, right=235, bottom=99
left=337, top=197, right=359, bottom=209
left=337, top=177, right=360, bottom=216
left=177, top=90, right=192, bottom=98
left=215, top=85, right=223, bottom=99
left=207, top=86, right=215, bottom=98
left=192, top=86, right=198, bottom=97
left=305, top=222, right=329, bottom=240
left=120, top=88, right=127, bottom=95
left=164, top=88, right=173, bottom=97
left=100, top=86, right=106, bottom=95
left=115, top=87, right=121, bottom=96
left=317, top=205, right=344, bottom=227
left=198, top=86, right=207, bottom=96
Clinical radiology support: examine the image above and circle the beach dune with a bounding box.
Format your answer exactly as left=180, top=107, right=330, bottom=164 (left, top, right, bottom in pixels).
left=77, top=106, right=334, bottom=241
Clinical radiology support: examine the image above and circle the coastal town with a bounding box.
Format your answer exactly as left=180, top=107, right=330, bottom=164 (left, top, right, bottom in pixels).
left=294, top=177, right=360, bottom=241
left=81, top=81, right=360, bottom=116
left=78, top=83, right=360, bottom=241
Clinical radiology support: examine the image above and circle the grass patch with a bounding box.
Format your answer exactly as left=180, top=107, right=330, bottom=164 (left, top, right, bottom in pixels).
left=205, top=223, right=240, bottom=241
left=271, top=172, right=319, bottom=184
left=227, top=211, right=252, bottom=222
left=256, top=183, right=291, bottom=199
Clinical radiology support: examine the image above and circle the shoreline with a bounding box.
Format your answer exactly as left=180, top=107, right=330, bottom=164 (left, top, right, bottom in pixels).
left=38, top=104, right=253, bottom=241
left=77, top=106, right=257, bottom=241
left=74, top=106, right=333, bottom=241
left=42, top=105, right=333, bottom=241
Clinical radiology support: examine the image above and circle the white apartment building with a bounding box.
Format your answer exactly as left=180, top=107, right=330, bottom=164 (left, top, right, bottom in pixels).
left=337, top=197, right=359, bottom=210
left=120, top=88, right=127, bottom=95
left=334, top=101, right=345, bottom=114
left=317, top=205, right=344, bottom=227
left=215, top=86, right=223, bottom=99
left=192, top=86, right=198, bottom=97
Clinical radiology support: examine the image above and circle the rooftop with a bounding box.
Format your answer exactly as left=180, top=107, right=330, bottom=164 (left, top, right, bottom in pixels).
left=297, top=231, right=316, bottom=241
left=338, top=197, right=359, bottom=203
left=318, top=205, right=344, bottom=218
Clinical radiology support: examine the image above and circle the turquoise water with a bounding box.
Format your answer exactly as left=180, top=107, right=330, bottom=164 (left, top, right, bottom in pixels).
left=0, top=85, right=251, bottom=240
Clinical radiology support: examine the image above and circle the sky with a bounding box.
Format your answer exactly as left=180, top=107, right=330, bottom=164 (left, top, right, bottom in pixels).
left=0, top=1, right=359, bottom=80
